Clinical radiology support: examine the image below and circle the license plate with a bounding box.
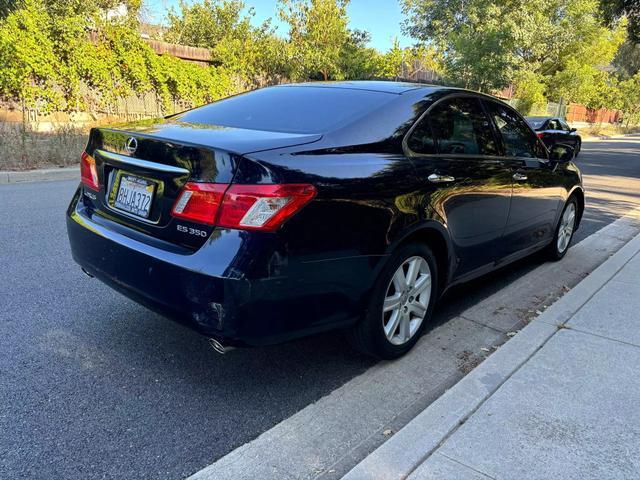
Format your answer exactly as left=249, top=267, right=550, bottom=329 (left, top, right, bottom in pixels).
left=113, top=174, right=155, bottom=219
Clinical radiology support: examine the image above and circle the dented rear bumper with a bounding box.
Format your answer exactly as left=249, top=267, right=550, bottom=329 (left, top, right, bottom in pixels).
left=66, top=187, right=373, bottom=346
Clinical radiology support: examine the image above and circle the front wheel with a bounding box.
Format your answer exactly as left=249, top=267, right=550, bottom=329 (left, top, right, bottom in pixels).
left=547, top=197, right=578, bottom=261
left=347, top=243, right=438, bottom=359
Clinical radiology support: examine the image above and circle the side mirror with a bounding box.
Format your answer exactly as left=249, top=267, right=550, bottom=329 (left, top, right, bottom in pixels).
left=570, top=127, right=577, bottom=133
left=550, top=143, right=575, bottom=163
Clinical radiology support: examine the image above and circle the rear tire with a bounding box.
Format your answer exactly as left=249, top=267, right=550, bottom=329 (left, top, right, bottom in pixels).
left=547, top=196, right=578, bottom=261
left=347, top=243, right=438, bottom=359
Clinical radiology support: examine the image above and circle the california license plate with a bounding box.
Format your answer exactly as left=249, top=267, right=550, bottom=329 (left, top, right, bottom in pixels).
left=114, top=174, right=155, bottom=219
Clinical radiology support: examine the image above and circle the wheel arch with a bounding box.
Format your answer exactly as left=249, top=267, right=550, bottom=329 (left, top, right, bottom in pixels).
left=568, top=186, right=585, bottom=228
left=385, top=221, right=454, bottom=295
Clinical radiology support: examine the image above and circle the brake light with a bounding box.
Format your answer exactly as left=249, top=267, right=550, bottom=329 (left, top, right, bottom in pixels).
left=218, top=184, right=317, bottom=231
left=171, top=182, right=227, bottom=225
left=80, top=151, right=99, bottom=190
left=536, top=132, right=544, bottom=138
left=171, top=182, right=317, bottom=231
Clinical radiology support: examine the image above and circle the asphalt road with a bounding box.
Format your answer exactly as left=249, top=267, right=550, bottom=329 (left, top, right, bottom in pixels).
left=1, top=137, right=639, bottom=480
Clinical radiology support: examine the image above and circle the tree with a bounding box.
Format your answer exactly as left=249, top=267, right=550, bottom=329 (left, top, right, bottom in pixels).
left=279, top=0, right=351, bottom=81
left=0, top=0, right=234, bottom=114
left=165, top=0, right=288, bottom=86
left=0, top=0, right=18, bottom=20
left=401, top=0, right=626, bottom=102
left=338, top=29, right=381, bottom=80
left=614, top=40, right=640, bottom=78
left=165, top=0, right=249, bottom=48
left=618, top=73, right=640, bottom=126
left=599, top=0, right=640, bottom=43
left=375, top=39, right=442, bottom=82
left=0, top=0, right=62, bottom=111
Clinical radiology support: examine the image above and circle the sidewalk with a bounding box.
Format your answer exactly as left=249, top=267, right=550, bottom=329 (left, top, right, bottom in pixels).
left=344, top=233, right=640, bottom=480
left=0, top=166, right=78, bottom=184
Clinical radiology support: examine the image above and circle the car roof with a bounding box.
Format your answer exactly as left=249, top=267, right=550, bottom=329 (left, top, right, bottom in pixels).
left=278, top=80, right=440, bottom=94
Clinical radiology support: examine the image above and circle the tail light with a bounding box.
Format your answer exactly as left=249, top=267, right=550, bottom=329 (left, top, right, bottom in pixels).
left=171, top=183, right=226, bottom=225
left=536, top=132, right=544, bottom=138
left=80, top=151, right=99, bottom=190
left=171, top=182, right=316, bottom=231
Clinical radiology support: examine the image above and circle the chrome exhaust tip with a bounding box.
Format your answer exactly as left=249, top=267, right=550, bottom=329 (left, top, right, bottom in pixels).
left=209, top=338, right=235, bottom=355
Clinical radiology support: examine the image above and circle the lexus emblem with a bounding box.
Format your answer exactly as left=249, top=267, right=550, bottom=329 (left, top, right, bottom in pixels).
left=125, top=137, right=138, bottom=154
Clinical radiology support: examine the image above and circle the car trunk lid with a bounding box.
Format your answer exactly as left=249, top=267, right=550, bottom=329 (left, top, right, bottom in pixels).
left=82, top=121, right=321, bottom=250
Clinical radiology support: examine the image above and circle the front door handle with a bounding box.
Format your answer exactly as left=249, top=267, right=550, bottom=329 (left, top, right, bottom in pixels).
left=513, top=172, right=528, bottom=181
left=428, top=173, right=455, bottom=183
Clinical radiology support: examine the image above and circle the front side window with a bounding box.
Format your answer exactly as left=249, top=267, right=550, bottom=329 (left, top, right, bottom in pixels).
left=559, top=119, right=571, bottom=131
left=486, top=101, right=546, bottom=159
left=423, top=97, right=499, bottom=156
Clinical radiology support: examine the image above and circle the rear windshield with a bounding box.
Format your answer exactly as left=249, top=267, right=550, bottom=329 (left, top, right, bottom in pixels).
left=526, top=117, right=547, bottom=129
left=174, top=86, right=396, bottom=134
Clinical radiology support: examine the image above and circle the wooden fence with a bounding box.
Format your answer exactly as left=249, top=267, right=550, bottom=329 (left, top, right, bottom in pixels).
left=566, top=103, right=623, bottom=124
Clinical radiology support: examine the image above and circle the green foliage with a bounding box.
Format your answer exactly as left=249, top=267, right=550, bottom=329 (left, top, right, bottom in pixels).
left=375, top=39, right=442, bottom=81
left=1, top=0, right=638, bottom=123
left=0, top=0, right=234, bottom=113
left=599, top=0, right=640, bottom=43
left=0, top=0, right=18, bottom=20
left=165, top=0, right=249, bottom=48
left=165, top=0, right=290, bottom=86
left=513, top=71, right=547, bottom=115
left=618, top=73, right=640, bottom=125
left=279, top=0, right=351, bottom=80
left=0, top=0, right=62, bottom=110
left=402, top=0, right=629, bottom=104
left=337, top=30, right=381, bottom=80
left=614, top=41, right=640, bottom=78
left=401, top=0, right=514, bottom=90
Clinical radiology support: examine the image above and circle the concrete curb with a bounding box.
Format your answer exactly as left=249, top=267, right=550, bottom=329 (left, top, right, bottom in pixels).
left=342, top=232, right=640, bottom=480
left=0, top=166, right=78, bottom=184
left=581, top=132, right=640, bottom=142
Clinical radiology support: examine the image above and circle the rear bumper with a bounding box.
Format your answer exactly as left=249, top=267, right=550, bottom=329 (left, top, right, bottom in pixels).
left=67, top=188, right=383, bottom=345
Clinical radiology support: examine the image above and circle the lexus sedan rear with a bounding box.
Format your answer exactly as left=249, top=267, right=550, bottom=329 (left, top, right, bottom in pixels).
left=67, top=82, right=584, bottom=358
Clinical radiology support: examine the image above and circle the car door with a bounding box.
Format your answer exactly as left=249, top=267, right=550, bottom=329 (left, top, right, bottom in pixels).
left=484, top=100, right=564, bottom=261
left=559, top=119, right=579, bottom=148
left=404, top=95, right=512, bottom=279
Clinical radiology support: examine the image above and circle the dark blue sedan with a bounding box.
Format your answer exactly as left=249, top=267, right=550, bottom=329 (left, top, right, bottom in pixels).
left=67, top=82, right=584, bottom=358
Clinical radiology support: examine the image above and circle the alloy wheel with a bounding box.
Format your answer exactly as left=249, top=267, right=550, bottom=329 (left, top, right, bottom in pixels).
left=557, top=202, right=576, bottom=254
left=382, top=256, right=432, bottom=346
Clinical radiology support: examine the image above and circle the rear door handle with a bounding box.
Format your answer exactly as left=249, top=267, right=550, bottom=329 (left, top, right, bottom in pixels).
left=428, top=173, right=455, bottom=183
left=513, top=172, right=528, bottom=181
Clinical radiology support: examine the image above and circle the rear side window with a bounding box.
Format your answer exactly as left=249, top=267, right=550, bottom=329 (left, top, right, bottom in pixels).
left=486, top=102, right=547, bottom=159
left=174, top=86, right=396, bottom=134
left=416, top=97, right=499, bottom=156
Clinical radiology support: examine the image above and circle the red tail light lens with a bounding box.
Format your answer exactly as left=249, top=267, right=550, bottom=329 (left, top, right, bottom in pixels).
left=171, top=182, right=317, bottom=231
left=536, top=132, right=544, bottom=138
left=171, top=182, right=227, bottom=225
left=80, top=151, right=99, bottom=190
left=218, top=184, right=317, bottom=231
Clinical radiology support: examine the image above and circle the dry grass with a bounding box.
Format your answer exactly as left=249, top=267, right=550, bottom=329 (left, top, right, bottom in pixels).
left=579, top=122, right=640, bottom=139
left=0, top=122, right=87, bottom=171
